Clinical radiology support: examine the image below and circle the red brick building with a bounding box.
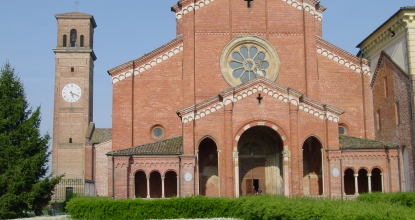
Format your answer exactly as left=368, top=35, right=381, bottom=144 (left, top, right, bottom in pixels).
left=52, top=0, right=408, bottom=200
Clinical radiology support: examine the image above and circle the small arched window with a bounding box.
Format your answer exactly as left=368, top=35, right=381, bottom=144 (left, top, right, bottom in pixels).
left=80, top=35, right=84, bottom=47
left=69, top=137, right=72, bottom=143
left=71, top=67, right=74, bottom=72
left=70, top=29, right=77, bottom=47
left=63, top=34, right=67, bottom=47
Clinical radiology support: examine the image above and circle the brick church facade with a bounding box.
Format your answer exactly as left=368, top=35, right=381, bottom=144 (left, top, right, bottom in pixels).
left=52, top=1, right=414, bottom=200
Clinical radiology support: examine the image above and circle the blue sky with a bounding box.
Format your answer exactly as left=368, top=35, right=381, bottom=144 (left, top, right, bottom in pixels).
left=0, top=0, right=413, bottom=174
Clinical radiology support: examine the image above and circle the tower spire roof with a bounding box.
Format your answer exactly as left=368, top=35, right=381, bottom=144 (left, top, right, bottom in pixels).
left=55, top=11, right=97, bottom=28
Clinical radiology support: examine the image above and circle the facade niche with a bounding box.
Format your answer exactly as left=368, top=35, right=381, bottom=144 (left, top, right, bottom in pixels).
left=198, top=138, right=218, bottom=196
left=302, top=136, right=323, bottom=196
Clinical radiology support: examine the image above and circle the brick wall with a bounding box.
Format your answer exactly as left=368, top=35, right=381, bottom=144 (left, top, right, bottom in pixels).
left=109, top=0, right=397, bottom=198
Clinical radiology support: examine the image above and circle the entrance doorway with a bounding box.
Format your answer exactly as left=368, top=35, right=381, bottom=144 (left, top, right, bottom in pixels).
left=238, top=126, right=283, bottom=196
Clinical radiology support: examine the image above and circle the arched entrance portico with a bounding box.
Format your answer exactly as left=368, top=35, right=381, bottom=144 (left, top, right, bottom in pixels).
left=237, top=126, right=284, bottom=196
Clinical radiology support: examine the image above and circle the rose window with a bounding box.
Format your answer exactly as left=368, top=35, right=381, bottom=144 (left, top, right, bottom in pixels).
left=220, top=35, right=280, bottom=87
left=229, top=46, right=270, bottom=83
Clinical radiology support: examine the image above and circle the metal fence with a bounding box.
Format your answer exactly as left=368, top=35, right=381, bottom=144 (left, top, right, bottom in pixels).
left=51, top=179, right=95, bottom=201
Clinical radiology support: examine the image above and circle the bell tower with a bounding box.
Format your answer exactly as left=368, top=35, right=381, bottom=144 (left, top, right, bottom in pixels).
left=52, top=12, right=97, bottom=180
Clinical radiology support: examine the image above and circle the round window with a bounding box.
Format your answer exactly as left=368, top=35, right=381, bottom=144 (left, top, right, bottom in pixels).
left=151, top=125, right=165, bottom=139
left=338, top=123, right=348, bottom=135
left=220, top=35, right=280, bottom=87
left=338, top=127, right=345, bottom=135
left=153, top=128, right=163, bottom=137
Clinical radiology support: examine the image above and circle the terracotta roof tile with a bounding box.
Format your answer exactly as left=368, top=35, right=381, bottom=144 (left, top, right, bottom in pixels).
left=339, top=135, right=397, bottom=149
left=90, top=128, right=112, bottom=144
left=107, top=136, right=182, bottom=156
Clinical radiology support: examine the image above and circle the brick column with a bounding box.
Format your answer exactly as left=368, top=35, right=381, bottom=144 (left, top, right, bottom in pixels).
left=354, top=174, right=359, bottom=195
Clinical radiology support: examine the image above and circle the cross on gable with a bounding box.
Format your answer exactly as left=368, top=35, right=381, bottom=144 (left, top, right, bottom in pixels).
left=244, top=0, right=253, bottom=8
left=257, top=93, right=263, bottom=104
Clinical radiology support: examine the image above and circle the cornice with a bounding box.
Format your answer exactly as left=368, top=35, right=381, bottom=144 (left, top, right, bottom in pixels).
left=177, top=77, right=344, bottom=124
left=281, top=0, right=323, bottom=21
left=316, top=37, right=370, bottom=75
left=173, top=0, right=324, bottom=21
left=53, top=48, right=97, bottom=61
left=359, top=22, right=406, bottom=57
left=109, top=35, right=183, bottom=84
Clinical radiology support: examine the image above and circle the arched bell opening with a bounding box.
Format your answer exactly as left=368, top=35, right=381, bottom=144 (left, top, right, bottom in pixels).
left=149, top=171, right=162, bottom=198
left=134, top=171, right=147, bottom=198
left=344, top=168, right=355, bottom=195
left=358, top=169, right=369, bottom=194
left=238, top=126, right=283, bottom=196
left=371, top=168, right=383, bottom=192
left=198, top=138, right=219, bottom=196
left=164, top=171, right=178, bottom=198
left=302, top=136, right=323, bottom=195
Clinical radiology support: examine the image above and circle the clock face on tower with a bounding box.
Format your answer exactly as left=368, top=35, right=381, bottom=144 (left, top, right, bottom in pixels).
left=62, top=83, right=82, bottom=103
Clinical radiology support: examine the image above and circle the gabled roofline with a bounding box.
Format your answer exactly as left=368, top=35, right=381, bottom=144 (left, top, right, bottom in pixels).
left=316, top=37, right=370, bottom=75
left=108, top=35, right=183, bottom=83
left=177, top=76, right=344, bottom=124
left=370, top=50, right=408, bottom=89
left=356, top=6, right=415, bottom=48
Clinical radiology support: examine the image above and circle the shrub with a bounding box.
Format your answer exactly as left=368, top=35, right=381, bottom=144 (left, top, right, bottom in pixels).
left=357, top=191, right=415, bottom=208
left=66, top=194, right=415, bottom=220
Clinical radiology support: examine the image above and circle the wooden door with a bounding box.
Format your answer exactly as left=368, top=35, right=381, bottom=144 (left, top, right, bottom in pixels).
left=240, top=157, right=266, bottom=196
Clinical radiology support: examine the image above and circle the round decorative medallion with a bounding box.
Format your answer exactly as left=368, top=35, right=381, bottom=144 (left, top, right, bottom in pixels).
left=332, top=168, right=340, bottom=178
left=220, top=35, right=280, bottom=87
left=184, top=172, right=193, bottom=182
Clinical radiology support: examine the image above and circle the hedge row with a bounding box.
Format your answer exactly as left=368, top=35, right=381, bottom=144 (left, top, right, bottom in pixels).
left=66, top=194, right=415, bottom=220
left=357, top=191, right=415, bottom=208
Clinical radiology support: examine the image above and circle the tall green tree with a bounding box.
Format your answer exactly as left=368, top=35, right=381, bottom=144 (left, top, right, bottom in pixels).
left=0, top=62, right=62, bottom=219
